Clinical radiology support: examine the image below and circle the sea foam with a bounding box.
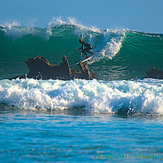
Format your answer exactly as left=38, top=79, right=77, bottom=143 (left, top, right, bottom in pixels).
left=0, top=79, right=162, bottom=114
left=0, top=17, right=125, bottom=62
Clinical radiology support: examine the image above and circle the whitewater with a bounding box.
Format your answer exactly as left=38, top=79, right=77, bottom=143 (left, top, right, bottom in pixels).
left=1, top=18, right=163, bottom=163
left=0, top=78, right=163, bottom=114
left=0, top=18, right=163, bottom=114
left=0, top=18, right=163, bottom=80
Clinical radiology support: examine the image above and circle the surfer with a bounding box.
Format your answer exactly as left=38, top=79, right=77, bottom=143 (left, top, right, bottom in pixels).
left=75, top=39, right=93, bottom=58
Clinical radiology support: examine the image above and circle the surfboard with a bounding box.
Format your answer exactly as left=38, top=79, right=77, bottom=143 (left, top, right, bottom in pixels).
left=76, top=54, right=94, bottom=64
left=81, top=55, right=93, bottom=62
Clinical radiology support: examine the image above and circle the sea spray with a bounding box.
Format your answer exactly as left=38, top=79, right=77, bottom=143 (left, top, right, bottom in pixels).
left=0, top=78, right=162, bottom=114
left=0, top=18, right=163, bottom=80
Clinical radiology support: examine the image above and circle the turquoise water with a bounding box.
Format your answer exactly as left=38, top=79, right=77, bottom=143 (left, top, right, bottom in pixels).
left=0, top=78, right=163, bottom=162
left=1, top=108, right=163, bottom=162
left=0, top=22, right=163, bottom=80
left=0, top=20, right=163, bottom=162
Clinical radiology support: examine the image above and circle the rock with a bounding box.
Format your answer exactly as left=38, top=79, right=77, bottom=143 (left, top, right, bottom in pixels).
left=25, top=56, right=55, bottom=79
left=10, top=56, right=96, bottom=80
left=59, top=56, right=72, bottom=78
left=79, top=61, right=91, bottom=79
left=145, top=66, right=163, bottom=79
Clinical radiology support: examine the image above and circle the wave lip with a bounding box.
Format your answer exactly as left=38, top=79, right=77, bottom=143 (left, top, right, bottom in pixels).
left=1, top=18, right=163, bottom=80
left=88, top=29, right=126, bottom=64
left=0, top=79, right=162, bottom=115
left=0, top=17, right=126, bottom=65
left=0, top=22, right=48, bottom=40
left=0, top=18, right=103, bottom=40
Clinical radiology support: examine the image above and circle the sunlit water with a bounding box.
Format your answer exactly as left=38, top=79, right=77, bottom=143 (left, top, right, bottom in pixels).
left=1, top=107, right=163, bottom=163
left=1, top=19, right=163, bottom=163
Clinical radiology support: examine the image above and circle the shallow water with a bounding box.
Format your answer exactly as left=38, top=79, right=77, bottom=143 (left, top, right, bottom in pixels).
left=1, top=107, right=163, bottom=163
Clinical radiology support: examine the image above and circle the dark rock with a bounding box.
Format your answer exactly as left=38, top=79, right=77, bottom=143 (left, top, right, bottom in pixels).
left=79, top=61, right=91, bottom=80
left=10, top=56, right=96, bottom=80
left=145, top=66, right=163, bottom=79
left=9, top=74, right=26, bottom=80
left=59, top=56, right=72, bottom=78
left=25, top=56, right=55, bottom=79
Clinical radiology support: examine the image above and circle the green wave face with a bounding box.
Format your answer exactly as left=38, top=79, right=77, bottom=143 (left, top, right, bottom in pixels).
left=0, top=24, right=163, bottom=80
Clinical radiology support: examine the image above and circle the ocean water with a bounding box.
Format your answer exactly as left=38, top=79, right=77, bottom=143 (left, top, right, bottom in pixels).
left=1, top=109, right=163, bottom=163
left=0, top=19, right=163, bottom=162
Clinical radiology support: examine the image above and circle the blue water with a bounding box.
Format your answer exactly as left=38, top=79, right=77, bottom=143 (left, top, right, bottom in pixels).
left=1, top=108, right=163, bottom=163
left=0, top=19, right=163, bottom=162
left=0, top=78, right=163, bottom=162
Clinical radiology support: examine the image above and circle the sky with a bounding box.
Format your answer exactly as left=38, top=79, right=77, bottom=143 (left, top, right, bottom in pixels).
left=0, top=0, right=163, bottom=33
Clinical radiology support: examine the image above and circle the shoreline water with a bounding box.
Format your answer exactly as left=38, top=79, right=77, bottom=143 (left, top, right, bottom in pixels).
left=1, top=106, right=163, bottom=162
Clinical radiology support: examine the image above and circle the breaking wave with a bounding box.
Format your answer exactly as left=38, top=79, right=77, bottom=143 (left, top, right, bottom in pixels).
left=0, top=78, right=163, bottom=114
left=0, top=18, right=163, bottom=80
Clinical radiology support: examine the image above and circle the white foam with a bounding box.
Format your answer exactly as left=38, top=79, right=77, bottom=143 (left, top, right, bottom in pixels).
left=0, top=17, right=125, bottom=61
left=1, top=22, right=48, bottom=40
left=0, top=79, right=163, bottom=114
left=87, top=29, right=126, bottom=64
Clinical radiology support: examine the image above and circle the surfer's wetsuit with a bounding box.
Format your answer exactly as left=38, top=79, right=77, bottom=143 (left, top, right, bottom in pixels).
left=78, top=41, right=93, bottom=56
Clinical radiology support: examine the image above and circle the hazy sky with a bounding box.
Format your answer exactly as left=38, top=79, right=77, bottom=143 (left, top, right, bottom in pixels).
left=0, top=0, right=163, bottom=33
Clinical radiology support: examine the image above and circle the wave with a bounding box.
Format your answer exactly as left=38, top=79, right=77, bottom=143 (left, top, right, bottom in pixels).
left=0, top=18, right=163, bottom=80
left=0, top=78, right=163, bottom=114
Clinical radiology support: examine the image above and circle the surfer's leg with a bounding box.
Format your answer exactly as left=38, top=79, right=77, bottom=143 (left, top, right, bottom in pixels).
left=84, top=47, right=93, bottom=55
left=87, top=51, right=94, bottom=55
left=82, top=48, right=89, bottom=57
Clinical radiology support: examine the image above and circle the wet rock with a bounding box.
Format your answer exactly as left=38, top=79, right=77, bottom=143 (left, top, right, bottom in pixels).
left=79, top=61, right=91, bottom=80
left=25, top=56, right=55, bottom=79
left=10, top=56, right=96, bottom=80
left=145, top=66, right=163, bottom=79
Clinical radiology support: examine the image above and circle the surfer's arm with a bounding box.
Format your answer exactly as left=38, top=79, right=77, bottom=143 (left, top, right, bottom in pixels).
left=75, top=47, right=82, bottom=51
left=76, top=44, right=84, bottom=51
left=77, top=47, right=82, bottom=50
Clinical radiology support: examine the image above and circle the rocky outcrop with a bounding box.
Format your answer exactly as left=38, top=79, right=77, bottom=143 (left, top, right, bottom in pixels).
left=10, top=56, right=96, bottom=80
left=79, top=61, right=91, bottom=80
left=144, top=67, right=163, bottom=79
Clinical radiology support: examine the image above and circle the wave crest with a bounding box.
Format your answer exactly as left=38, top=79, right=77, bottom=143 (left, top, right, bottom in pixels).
left=0, top=79, right=163, bottom=114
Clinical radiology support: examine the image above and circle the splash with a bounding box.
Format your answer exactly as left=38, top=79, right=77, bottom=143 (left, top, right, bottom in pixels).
left=0, top=79, right=163, bottom=114
left=0, top=18, right=163, bottom=80
left=0, top=17, right=125, bottom=64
